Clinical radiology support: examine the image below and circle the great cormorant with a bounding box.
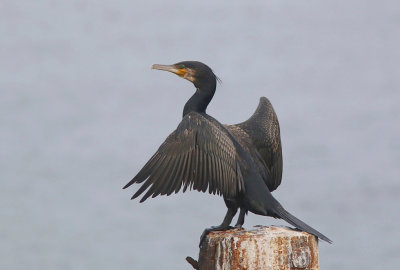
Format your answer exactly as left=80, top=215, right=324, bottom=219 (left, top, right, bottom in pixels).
left=123, top=61, right=331, bottom=244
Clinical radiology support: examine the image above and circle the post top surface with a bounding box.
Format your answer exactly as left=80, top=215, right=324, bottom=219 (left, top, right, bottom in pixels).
left=208, top=225, right=317, bottom=240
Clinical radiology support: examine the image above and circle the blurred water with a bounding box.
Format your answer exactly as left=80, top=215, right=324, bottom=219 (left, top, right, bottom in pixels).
left=1, top=1, right=399, bottom=269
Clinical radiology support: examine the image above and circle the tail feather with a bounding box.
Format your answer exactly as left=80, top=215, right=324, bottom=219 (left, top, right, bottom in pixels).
left=272, top=203, right=332, bottom=243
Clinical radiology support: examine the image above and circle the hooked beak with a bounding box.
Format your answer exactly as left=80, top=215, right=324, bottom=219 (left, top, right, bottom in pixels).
left=152, top=64, right=186, bottom=77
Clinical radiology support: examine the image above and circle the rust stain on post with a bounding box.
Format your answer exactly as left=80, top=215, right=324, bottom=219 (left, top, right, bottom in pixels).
left=193, top=226, right=320, bottom=270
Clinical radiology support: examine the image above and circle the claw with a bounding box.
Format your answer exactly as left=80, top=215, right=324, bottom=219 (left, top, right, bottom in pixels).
left=199, top=226, right=234, bottom=248
left=199, top=229, right=210, bottom=248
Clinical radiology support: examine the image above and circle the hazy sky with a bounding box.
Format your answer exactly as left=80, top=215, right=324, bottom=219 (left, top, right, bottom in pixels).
left=1, top=1, right=399, bottom=269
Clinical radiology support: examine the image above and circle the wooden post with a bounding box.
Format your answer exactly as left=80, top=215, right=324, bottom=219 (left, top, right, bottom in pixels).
left=186, top=226, right=320, bottom=270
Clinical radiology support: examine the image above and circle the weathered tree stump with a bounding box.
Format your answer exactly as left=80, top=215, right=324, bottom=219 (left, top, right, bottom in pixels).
left=187, top=226, right=319, bottom=270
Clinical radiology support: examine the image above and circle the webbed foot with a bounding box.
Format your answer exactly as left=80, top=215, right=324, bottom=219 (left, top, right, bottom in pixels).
left=199, top=225, right=233, bottom=248
left=234, top=224, right=243, bottom=229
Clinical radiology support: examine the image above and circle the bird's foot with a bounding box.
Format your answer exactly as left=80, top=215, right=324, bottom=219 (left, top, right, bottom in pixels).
left=234, top=224, right=243, bottom=229
left=199, top=225, right=233, bottom=248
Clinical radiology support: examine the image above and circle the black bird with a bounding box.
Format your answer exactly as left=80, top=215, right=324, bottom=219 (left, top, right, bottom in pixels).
left=123, top=61, right=332, bottom=244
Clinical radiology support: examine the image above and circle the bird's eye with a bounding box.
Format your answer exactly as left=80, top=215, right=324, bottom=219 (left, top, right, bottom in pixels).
left=179, top=64, right=185, bottom=69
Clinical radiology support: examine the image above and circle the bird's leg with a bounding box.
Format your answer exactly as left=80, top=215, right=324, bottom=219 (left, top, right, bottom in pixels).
left=199, top=207, right=237, bottom=247
left=234, top=207, right=246, bottom=228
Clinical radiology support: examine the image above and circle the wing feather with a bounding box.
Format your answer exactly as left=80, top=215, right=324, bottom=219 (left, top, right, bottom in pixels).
left=125, top=112, right=242, bottom=201
left=233, top=97, right=283, bottom=191
left=162, top=153, right=182, bottom=195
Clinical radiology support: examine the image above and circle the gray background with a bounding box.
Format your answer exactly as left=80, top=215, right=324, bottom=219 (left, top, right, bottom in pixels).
left=1, top=0, right=399, bottom=269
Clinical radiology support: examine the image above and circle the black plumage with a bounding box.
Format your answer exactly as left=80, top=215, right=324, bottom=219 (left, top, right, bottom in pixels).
left=123, top=61, right=331, bottom=244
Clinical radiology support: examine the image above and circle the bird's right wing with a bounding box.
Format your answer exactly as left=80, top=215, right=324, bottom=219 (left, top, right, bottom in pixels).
left=123, top=112, right=244, bottom=202
left=234, top=97, right=282, bottom=191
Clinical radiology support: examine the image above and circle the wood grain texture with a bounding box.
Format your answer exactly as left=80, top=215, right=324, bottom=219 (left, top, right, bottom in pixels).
left=188, top=226, right=319, bottom=270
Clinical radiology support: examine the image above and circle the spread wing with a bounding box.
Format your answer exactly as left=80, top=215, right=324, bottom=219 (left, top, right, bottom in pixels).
left=234, top=97, right=282, bottom=191
left=123, top=112, right=244, bottom=202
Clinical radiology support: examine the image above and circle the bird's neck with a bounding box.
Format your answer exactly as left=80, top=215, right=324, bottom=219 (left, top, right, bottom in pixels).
left=183, top=84, right=215, bottom=117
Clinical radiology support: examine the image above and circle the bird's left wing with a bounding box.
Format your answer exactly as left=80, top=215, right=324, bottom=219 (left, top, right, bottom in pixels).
left=123, top=112, right=244, bottom=202
left=234, top=97, right=282, bottom=191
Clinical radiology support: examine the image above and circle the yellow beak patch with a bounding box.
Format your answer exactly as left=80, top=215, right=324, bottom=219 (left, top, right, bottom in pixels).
left=175, top=68, right=186, bottom=77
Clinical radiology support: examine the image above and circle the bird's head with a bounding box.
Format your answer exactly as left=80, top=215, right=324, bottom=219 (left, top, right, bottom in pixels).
left=152, top=61, right=220, bottom=89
